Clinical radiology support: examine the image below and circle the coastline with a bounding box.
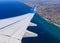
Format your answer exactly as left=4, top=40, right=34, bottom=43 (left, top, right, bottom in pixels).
left=42, top=17, right=60, bottom=27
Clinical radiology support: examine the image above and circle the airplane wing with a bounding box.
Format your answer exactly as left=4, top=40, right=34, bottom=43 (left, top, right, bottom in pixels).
left=0, top=14, right=30, bottom=29
left=0, top=7, right=38, bottom=43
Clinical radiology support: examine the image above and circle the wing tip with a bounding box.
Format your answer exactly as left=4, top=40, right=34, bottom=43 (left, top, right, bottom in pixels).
left=30, top=7, right=36, bottom=13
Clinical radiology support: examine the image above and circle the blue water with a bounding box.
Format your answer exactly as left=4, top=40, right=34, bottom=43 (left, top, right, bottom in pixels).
left=23, top=13, right=60, bottom=43
left=0, top=1, right=31, bottom=19
left=0, top=1, right=60, bottom=43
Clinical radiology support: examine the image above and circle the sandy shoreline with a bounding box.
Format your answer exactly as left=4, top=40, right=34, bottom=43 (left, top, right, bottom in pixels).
left=43, top=17, right=60, bottom=27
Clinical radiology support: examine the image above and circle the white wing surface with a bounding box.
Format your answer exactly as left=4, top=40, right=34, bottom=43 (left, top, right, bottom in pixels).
left=0, top=7, right=38, bottom=43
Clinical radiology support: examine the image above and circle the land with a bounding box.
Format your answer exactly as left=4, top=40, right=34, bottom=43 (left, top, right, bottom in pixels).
left=19, top=0, right=60, bottom=26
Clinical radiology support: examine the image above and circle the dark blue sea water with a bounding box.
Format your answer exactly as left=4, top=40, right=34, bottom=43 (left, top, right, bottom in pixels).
left=0, top=1, right=60, bottom=43
left=0, top=1, right=31, bottom=19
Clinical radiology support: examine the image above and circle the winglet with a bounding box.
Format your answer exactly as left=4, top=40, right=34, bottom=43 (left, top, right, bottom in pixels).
left=30, top=7, right=36, bottom=13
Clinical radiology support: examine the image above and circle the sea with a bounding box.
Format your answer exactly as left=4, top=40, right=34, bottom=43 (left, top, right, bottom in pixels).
left=0, top=1, right=60, bottom=43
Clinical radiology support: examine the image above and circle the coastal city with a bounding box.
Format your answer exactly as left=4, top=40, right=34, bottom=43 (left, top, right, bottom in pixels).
left=20, top=0, right=60, bottom=26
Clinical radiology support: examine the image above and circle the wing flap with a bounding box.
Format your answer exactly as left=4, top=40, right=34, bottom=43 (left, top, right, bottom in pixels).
left=29, top=22, right=37, bottom=26
left=23, top=30, right=38, bottom=37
